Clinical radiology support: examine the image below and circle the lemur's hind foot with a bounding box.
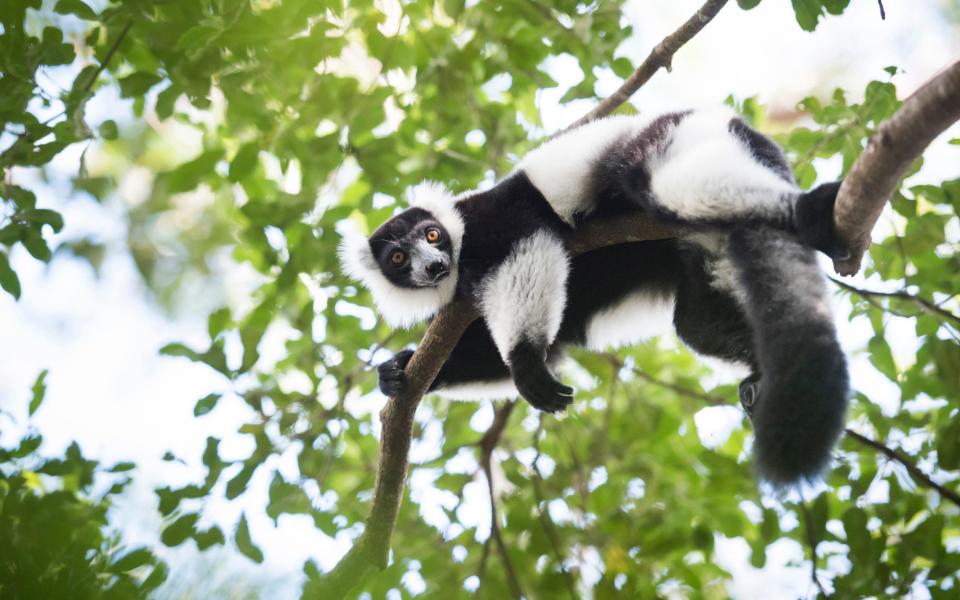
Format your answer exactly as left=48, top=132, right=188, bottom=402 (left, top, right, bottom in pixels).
left=796, top=181, right=850, bottom=260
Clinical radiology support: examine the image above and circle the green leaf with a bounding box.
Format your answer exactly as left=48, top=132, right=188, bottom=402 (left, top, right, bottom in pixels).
left=228, top=143, right=259, bottom=182
left=109, top=547, right=154, bottom=573
left=193, top=392, right=221, bottom=417
left=161, top=513, right=200, bottom=547
left=164, top=148, right=224, bottom=193
left=0, top=253, right=22, bottom=299
left=791, top=0, right=822, bottom=31
left=234, top=514, right=264, bottom=563
left=737, top=0, right=763, bottom=8
left=99, top=119, right=118, bottom=140
left=54, top=0, right=97, bottom=20
left=142, top=563, right=169, bottom=593
left=108, top=461, right=136, bottom=472
left=29, top=369, right=48, bottom=416
left=118, top=72, right=163, bottom=98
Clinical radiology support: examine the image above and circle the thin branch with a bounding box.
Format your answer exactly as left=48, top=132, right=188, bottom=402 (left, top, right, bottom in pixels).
left=531, top=423, right=578, bottom=600
left=478, top=401, right=522, bottom=599
left=844, top=429, right=960, bottom=509
left=603, top=354, right=727, bottom=407
left=599, top=361, right=960, bottom=510
left=566, top=0, right=730, bottom=130
left=877, top=0, right=886, bottom=20
left=830, top=277, right=960, bottom=327
left=799, top=502, right=830, bottom=598
left=833, top=59, right=960, bottom=275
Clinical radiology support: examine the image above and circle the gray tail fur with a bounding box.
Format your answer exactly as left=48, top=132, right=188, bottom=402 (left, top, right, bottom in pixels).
left=728, top=226, right=849, bottom=485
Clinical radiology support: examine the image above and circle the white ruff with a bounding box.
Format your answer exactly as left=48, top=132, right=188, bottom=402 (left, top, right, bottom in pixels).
left=517, top=114, right=652, bottom=224
left=585, top=290, right=676, bottom=351
left=649, top=106, right=799, bottom=222
left=338, top=183, right=465, bottom=328
left=479, top=230, right=568, bottom=361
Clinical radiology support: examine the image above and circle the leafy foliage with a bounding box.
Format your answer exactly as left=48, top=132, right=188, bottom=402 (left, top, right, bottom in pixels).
left=0, top=377, right=167, bottom=599
left=1, top=0, right=958, bottom=598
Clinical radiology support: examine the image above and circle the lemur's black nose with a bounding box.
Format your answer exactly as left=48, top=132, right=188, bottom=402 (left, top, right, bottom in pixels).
left=426, top=260, right=448, bottom=277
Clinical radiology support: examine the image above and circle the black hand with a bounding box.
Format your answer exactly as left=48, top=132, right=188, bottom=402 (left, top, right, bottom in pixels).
left=378, top=349, right=415, bottom=397
left=508, top=342, right=574, bottom=413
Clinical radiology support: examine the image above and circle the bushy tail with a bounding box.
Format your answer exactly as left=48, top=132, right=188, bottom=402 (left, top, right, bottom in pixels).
left=728, top=225, right=849, bottom=485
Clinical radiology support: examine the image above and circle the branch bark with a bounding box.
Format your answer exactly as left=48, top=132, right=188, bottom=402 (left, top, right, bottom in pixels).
left=566, top=0, right=729, bottom=131
left=832, top=59, right=960, bottom=275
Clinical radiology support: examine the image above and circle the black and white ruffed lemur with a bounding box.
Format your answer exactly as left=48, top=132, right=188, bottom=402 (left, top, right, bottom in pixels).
left=339, top=107, right=850, bottom=485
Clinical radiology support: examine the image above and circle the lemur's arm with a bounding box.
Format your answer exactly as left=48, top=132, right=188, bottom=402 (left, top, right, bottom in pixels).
left=377, top=320, right=512, bottom=397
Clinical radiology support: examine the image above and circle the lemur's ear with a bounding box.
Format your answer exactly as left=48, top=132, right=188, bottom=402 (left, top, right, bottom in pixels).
left=406, top=181, right=465, bottom=255
left=337, top=219, right=378, bottom=284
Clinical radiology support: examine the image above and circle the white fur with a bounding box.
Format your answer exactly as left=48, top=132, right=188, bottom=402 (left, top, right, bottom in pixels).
left=433, top=379, right=519, bottom=402
left=479, top=230, right=568, bottom=362
left=337, top=184, right=466, bottom=328
left=650, top=107, right=799, bottom=222
left=585, top=290, right=676, bottom=351
left=517, top=114, right=652, bottom=224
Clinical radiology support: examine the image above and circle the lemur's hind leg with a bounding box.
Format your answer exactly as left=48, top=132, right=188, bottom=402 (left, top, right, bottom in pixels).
left=479, top=230, right=573, bottom=412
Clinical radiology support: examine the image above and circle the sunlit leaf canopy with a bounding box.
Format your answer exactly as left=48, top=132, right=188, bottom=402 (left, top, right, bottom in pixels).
left=1, top=0, right=958, bottom=598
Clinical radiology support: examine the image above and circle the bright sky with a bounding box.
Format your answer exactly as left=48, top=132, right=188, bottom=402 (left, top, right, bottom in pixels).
left=0, top=1, right=957, bottom=598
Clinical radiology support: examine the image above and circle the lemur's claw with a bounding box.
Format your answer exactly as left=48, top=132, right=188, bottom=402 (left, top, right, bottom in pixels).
left=378, top=349, right=415, bottom=397
left=739, top=375, right=761, bottom=419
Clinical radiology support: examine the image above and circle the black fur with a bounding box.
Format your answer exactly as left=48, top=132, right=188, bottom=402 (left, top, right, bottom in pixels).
left=796, top=181, right=849, bottom=260
left=728, top=226, right=849, bottom=484
left=455, top=172, right=572, bottom=295
left=729, top=118, right=795, bottom=184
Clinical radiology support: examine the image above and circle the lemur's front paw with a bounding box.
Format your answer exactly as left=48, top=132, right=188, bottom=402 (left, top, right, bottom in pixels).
left=378, top=349, right=415, bottom=397
left=796, top=181, right=851, bottom=261
left=739, top=374, right=761, bottom=420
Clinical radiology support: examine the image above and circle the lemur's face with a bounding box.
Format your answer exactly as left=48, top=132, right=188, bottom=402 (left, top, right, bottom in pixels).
left=369, top=207, right=453, bottom=289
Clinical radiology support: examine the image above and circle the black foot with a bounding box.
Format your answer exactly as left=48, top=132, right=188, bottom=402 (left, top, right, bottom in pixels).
left=739, top=374, right=761, bottom=419
left=796, top=181, right=851, bottom=261
left=378, top=349, right=414, bottom=397
left=508, top=342, right=574, bottom=413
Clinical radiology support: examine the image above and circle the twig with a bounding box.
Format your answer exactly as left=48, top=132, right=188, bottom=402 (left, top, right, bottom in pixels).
left=531, top=423, right=578, bottom=600
left=877, top=0, right=886, bottom=20
left=565, top=0, right=730, bottom=130
left=603, top=354, right=727, bottom=407
left=799, top=502, right=830, bottom=598
left=478, top=401, right=523, bottom=599
left=833, top=59, right=960, bottom=275
left=829, top=277, right=960, bottom=327
left=844, top=429, right=960, bottom=508
left=596, top=361, right=960, bottom=510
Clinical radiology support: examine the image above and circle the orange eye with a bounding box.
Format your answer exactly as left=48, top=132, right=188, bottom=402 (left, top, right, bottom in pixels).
left=425, top=227, right=441, bottom=243
left=390, top=251, right=406, bottom=265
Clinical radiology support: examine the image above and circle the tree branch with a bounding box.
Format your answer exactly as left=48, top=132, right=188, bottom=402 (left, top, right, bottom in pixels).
left=844, top=429, right=960, bottom=509
left=566, top=0, right=729, bottom=131
left=478, top=401, right=523, bottom=598
left=832, top=59, right=960, bottom=275
left=829, top=277, right=960, bottom=327
left=799, top=502, right=829, bottom=598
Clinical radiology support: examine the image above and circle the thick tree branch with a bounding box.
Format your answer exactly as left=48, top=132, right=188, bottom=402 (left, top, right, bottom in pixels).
left=566, top=0, right=729, bottom=130
left=832, top=59, right=960, bottom=275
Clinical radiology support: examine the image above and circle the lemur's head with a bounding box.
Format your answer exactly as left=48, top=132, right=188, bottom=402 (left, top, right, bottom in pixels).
left=339, top=182, right=465, bottom=328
